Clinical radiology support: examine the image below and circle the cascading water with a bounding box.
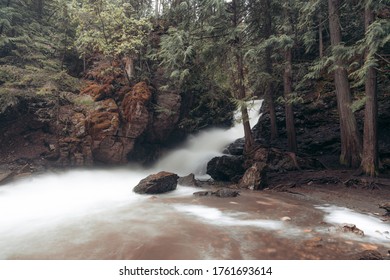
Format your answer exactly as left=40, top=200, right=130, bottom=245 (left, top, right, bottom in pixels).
left=152, top=99, right=263, bottom=176
left=1, top=99, right=389, bottom=260
left=0, top=100, right=264, bottom=259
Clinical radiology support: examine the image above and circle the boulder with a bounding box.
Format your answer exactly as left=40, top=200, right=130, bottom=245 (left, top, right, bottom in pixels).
left=223, top=138, right=245, bottom=155
left=133, top=171, right=179, bottom=194
left=238, top=162, right=267, bottom=190
left=207, top=155, right=245, bottom=182
left=178, top=173, right=198, bottom=187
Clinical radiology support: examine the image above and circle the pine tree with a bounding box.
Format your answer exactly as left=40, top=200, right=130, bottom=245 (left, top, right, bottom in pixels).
left=328, top=0, right=362, bottom=167
left=358, top=0, right=390, bottom=176
left=282, top=0, right=297, bottom=153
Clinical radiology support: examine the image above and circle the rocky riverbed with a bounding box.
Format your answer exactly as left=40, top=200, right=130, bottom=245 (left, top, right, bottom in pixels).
left=0, top=168, right=389, bottom=260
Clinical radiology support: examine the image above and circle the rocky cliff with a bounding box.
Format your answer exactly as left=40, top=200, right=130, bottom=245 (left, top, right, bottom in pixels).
left=0, top=80, right=182, bottom=169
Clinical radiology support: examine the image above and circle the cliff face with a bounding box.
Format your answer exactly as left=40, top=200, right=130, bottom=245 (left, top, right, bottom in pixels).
left=0, top=81, right=182, bottom=168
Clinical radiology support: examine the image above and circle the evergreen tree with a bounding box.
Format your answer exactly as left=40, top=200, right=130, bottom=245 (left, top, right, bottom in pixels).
left=359, top=0, right=390, bottom=176
left=70, top=0, right=151, bottom=82
left=282, top=0, right=297, bottom=153
left=328, top=0, right=362, bottom=167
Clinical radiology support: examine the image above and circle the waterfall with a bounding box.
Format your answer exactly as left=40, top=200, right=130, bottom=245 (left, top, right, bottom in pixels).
left=0, top=99, right=263, bottom=259
left=152, top=99, right=263, bottom=176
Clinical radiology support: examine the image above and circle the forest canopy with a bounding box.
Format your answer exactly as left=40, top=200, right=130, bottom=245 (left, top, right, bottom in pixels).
left=0, top=0, right=389, bottom=176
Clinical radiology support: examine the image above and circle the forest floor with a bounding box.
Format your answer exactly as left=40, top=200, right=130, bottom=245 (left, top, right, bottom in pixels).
left=266, top=169, right=390, bottom=217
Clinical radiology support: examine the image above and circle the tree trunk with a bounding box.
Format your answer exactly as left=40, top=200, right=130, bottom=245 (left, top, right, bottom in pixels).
left=328, top=0, right=361, bottom=167
left=155, top=0, right=159, bottom=18
left=35, top=0, right=44, bottom=19
left=231, top=0, right=254, bottom=154
left=283, top=47, right=297, bottom=153
left=361, top=5, right=378, bottom=176
left=123, top=56, right=135, bottom=84
left=236, top=51, right=254, bottom=154
left=264, top=0, right=278, bottom=141
left=319, top=15, right=324, bottom=59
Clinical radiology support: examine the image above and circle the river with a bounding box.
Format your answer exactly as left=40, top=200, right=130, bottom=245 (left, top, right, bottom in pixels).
left=0, top=100, right=389, bottom=259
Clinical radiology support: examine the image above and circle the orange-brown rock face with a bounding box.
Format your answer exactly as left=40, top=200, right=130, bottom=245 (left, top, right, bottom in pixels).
left=121, top=81, right=151, bottom=139
left=85, top=98, right=127, bottom=164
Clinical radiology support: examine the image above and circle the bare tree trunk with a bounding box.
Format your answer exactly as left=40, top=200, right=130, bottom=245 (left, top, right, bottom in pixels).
left=284, top=47, right=297, bottom=153
left=328, top=0, right=361, bottom=167
left=155, top=0, right=159, bottom=18
left=123, top=56, right=135, bottom=84
left=361, top=5, right=378, bottom=176
left=264, top=0, right=278, bottom=141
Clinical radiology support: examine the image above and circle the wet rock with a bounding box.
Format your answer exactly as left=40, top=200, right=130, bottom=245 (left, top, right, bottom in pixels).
left=238, top=162, right=267, bottom=190
left=224, top=138, right=245, bottom=155
left=133, top=171, right=179, bottom=194
left=178, top=173, right=198, bottom=187
left=214, top=188, right=240, bottom=197
left=207, top=155, right=245, bottom=182
left=247, top=146, right=322, bottom=172
left=281, top=216, right=292, bottom=222
left=379, top=202, right=390, bottom=216
left=86, top=99, right=124, bottom=164
left=354, top=250, right=383, bottom=260
left=151, top=92, right=181, bottom=141
left=193, top=188, right=240, bottom=198
left=193, top=191, right=214, bottom=197
left=342, top=224, right=364, bottom=236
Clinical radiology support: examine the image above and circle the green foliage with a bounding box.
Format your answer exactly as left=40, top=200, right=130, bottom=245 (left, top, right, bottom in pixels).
left=351, top=96, right=367, bottom=112
left=350, top=17, right=390, bottom=87
left=157, top=27, right=195, bottom=87
left=70, top=0, right=151, bottom=59
left=277, top=92, right=304, bottom=105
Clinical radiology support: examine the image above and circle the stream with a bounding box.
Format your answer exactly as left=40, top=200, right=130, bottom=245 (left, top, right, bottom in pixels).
left=0, top=100, right=389, bottom=259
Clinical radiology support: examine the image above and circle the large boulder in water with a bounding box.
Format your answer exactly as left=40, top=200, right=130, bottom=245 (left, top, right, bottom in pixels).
left=206, top=155, right=245, bottom=182
left=133, top=171, right=179, bottom=194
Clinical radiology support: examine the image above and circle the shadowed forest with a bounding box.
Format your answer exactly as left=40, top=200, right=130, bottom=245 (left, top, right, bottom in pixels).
left=0, top=0, right=390, bottom=260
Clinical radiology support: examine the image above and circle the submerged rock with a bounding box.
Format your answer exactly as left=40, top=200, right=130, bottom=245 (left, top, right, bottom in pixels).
left=214, top=188, right=240, bottom=197
left=133, top=171, right=179, bottom=194
left=193, top=188, right=240, bottom=198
